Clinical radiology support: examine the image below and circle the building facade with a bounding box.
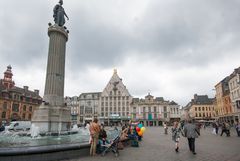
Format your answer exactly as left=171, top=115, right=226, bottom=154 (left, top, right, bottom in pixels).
left=0, top=66, right=42, bottom=124
left=131, top=94, right=181, bottom=126
left=229, top=67, right=240, bottom=122
left=215, top=77, right=234, bottom=123
left=186, top=94, right=215, bottom=121
left=99, top=69, right=132, bottom=125
left=65, top=96, right=79, bottom=125
left=78, top=92, right=100, bottom=125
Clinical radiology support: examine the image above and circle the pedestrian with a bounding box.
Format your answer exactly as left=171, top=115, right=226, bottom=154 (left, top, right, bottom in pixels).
left=171, top=121, right=184, bottom=152
left=220, top=122, right=228, bottom=136
left=89, top=118, right=100, bottom=156
left=225, top=122, right=230, bottom=137
left=236, top=121, right=240, bottom=137
left=215, top=122, right=219, bottom=135
left=163, top=122, right=168, bottom=134
left=184, top=119, right=200, bottom=155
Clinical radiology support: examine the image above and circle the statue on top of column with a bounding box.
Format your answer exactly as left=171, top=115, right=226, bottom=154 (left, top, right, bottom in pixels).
left=53, top=0, right=69, bottom=27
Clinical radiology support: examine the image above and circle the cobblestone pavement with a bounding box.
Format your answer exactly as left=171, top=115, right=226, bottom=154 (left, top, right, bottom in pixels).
left=63, top=127, right=240, bottom=161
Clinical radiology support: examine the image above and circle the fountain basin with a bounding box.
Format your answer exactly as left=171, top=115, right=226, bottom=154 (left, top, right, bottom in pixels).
left=0, top=142, right=90, bottom=161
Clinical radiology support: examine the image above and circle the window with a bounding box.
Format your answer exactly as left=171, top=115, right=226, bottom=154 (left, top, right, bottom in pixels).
left=202, top=107, right=204, bottom=111
left=3, top=102, right=7, bottom=110
left=29, top=106, right=32, bottom=112
left=143, top=107, right=146, bottom=112
left=154, top=107, right=157, bottom=112
left=23, top=105, right=26, bottom=111
left=195, top=113, right=198, bottom=117
left=80, top=106, right=84, bottom=114
left=28, top=114, right=31, bottom=120
left=110, top=91, right=112, bottom=95
left=163, top=106, right=167, bottom=112
left=154, top=113, right=157, bottom=119
left=12, top=104, right=19, bottom=112
left=1, top=112, right=6, bottom=118
left=195, top=107, right=197, bottom=111
left=118, top=107, right=120, bottom=111
left=198, top=107, right=201, bottom=111
left=148, top=107, right=151, bottom=112
left=133, top=107, right=137, bottom=113
left=127, top=106, right=129, bottom=111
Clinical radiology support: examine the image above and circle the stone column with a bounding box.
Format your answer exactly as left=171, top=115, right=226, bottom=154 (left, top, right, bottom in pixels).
left=43, top=25, right=68, bottom=106
left=31, top=24, right=70, bottom=134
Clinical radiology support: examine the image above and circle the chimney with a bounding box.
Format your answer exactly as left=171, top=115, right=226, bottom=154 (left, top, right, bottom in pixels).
left=23, top=86, right=29, bottom=91
left=34, top=89, right=39, bottom=95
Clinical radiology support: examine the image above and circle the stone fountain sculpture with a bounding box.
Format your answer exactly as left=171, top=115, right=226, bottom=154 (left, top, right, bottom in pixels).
left=31, top=0, right=71, bottom=134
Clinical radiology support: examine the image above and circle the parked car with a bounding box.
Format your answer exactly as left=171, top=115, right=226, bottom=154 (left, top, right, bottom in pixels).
left=5, top=121, right=31, bottom=131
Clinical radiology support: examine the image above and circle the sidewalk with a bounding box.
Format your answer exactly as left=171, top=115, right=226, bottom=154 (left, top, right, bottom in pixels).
left=63, top=127, right=240, bottom=161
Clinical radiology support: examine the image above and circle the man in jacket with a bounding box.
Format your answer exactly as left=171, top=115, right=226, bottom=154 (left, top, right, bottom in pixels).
left=184, top=120, right=200, bottom=155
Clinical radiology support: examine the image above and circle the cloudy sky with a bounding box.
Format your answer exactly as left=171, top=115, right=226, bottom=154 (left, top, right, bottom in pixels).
left=0, top=0, right=240, bottom=106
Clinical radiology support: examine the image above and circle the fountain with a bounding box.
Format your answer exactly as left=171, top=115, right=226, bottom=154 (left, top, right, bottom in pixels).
left=0, top=1, right=118, bottom=161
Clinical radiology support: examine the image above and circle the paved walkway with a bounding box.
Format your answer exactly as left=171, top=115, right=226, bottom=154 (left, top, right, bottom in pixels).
left=63, top=127, right=240, bottom=161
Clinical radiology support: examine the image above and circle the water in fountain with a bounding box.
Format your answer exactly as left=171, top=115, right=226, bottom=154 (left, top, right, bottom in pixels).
left=0, top=123, right=118, bottom=148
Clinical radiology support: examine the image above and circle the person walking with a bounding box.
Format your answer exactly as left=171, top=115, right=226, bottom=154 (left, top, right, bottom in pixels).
left=236, top=121, right=240, bottom=137
left=220, top=122, right=228, bottom=136
left=184, top=120, right=200, bottom=155
left=89, top=118, right=100, bottom=156
left=163, top=122, right=168, bottom=135
left=171, top=121, right=184, bottom=152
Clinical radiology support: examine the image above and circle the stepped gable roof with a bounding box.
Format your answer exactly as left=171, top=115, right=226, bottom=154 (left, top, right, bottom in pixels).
left=102, top=69, right=131, bottom=96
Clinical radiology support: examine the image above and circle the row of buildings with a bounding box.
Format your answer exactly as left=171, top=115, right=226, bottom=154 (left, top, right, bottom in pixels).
left=4, top=65, right=239, bottom=126
left=184, top=67, right=240, bottom=124
left=215, top=67, right=240, bottom=123
left=65, top=69, right=182, bottom=126
left=0, top=66, right=182, bottom=126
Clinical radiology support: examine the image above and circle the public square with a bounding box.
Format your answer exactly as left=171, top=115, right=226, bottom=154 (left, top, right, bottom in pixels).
left=63, top=127, right=240, bottom=161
